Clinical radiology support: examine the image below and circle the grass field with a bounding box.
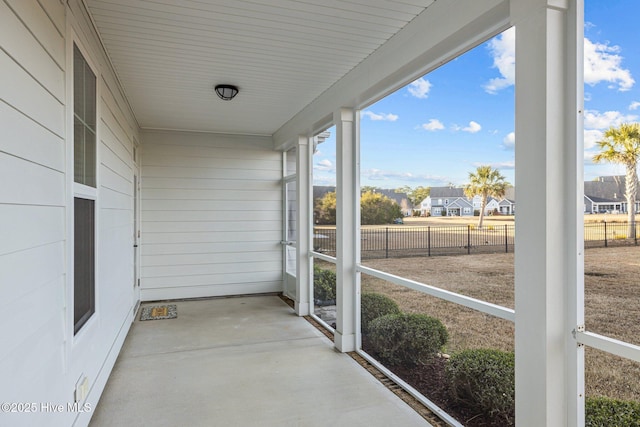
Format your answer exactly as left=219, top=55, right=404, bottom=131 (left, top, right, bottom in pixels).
left=347, top=246, right=640, bottom=402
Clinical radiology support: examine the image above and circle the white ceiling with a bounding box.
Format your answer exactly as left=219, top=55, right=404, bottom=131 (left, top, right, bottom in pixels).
left=85, top=0, right=435, bottom=136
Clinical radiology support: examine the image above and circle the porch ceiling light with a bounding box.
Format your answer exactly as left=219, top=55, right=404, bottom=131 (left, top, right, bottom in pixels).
left=214, top=84, right=239, bottom=101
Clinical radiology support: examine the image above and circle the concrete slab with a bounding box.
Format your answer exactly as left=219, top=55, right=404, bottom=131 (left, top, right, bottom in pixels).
left=89, top=296, right=431, bottom=427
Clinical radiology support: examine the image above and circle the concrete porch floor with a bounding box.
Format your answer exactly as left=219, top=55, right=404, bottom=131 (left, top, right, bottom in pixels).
left=89, top=295, right=431, bottom=427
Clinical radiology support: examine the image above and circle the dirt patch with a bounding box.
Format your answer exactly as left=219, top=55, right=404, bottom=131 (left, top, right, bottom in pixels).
left=359, top=246, right=640, bottom=402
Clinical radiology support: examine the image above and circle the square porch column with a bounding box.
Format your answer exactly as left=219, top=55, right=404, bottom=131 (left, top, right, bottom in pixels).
left=295, top=135, right=312, bottom=316
left=334, top=108, right=361, bottom=352
left=513, top=0, right=584, bottom=425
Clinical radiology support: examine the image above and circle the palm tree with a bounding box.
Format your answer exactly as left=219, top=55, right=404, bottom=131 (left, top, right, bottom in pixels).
left=593, top=123, right=640, bottom=238
left=464, top=166, right=510, bottom=229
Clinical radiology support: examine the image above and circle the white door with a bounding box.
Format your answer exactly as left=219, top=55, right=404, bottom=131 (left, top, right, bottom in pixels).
left=133, top=172, right=140, bottom=307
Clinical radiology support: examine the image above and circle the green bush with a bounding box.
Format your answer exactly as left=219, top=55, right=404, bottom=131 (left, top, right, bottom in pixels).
left=313, top=266, right=336, bottom=303
left=360, top=293, right=401, bottom=334
left=586, top=397, right=640, bottom=427
left=368, top=313, right=448, bottom=367
left=446, top=349, right=515, bottom=424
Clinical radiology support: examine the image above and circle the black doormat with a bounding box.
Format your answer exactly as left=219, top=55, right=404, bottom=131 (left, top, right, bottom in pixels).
left=140, top=304, right=177, bottom=321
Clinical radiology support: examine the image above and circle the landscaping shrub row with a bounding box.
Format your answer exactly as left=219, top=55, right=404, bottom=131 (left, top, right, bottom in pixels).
left=362, top=292, right=515, bottom=424
left=314, top=267, right=639, bottom=425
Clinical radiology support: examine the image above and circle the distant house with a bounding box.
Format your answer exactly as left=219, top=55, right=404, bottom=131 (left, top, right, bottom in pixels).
left=374, top=189, right=414, bottom=216
left=583, top=176, right=640, bottom=213
left=499, top=199, right=516, bottom=215
left=420, top=186, right=514, bottom=217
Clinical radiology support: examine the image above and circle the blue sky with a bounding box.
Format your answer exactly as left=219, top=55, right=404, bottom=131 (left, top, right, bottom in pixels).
left=313, top=1, right=640, bottom=190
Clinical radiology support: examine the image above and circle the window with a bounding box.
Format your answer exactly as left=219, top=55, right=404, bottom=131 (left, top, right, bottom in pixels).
left=74, top=198, right=95, bottom=333
left=73, top=44, right=97, bottom=334
left=74, top=44, right=96, bottom=187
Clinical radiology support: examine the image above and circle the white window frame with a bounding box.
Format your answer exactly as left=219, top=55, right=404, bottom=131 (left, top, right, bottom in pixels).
left=66, top=32, right=101, bottom=345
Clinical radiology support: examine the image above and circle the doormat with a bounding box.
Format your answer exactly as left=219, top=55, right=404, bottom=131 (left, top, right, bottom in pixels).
left=140, top=304, right=177, bottom=321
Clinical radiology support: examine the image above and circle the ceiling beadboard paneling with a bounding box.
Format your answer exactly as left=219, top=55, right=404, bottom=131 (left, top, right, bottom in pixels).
left=86, top=0, right=434, bottom=135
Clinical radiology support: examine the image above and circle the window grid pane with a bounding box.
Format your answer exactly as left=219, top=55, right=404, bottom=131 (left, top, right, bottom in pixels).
left=73, top=44, right=96, bottom=187
left=74, top=198, right=95, bottom=334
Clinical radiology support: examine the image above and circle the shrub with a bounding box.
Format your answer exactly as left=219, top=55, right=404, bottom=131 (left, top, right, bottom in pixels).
left=446, top=349, right=515, bottom=424
left=360, top=293, right=401, bottom=334
left=313, top=266, right=336, bottom=303
left=361, top=191, right=402, bottom=225
left=368, top=313, right=448, bottom=367
left=586, top=396, right=640, bottom=427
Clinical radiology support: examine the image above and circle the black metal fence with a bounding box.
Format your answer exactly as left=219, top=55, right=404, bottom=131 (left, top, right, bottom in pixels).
left=313, top=222, right=638, bottom=259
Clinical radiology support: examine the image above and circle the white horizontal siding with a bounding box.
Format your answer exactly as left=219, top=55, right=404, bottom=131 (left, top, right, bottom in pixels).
left=143, top=209, right=281, bottom=222
left=0, top=153, right=65, bottom=206
left=0, top=1, right=64, bottom=101
left=0, top=8, right=69, bottom=425
left=140, top=130, right=283, bottom=299
left=0, top=102, right=64, bottom=172
left=142, top=250, right=281, bottom=267
left=0, top=48, right=64, bottom=137
left=0, top=205, right=65, bottom=256
left=141, top=241, right=279, bottom=256
left=0, top=2, right=139, bottom=427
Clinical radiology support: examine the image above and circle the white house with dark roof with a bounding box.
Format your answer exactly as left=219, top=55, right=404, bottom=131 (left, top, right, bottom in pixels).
left=583, top=176, right=640, bottom=213
left=420, top=186, right=513, bottom=217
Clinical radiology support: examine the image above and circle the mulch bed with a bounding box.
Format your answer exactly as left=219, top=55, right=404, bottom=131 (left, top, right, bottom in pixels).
left=362, top=337, right=513, bottom=427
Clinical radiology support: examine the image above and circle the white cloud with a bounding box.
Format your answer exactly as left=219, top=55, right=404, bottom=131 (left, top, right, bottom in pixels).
left=362, top=110, right=399, bottom=121
left=503, top=132, right=515, bottom=149
left=584, top=129, right=603, bottom=150
left=408, top=77, right=432, bottom=99
left=421, top=119, right=444, bottom=131
left=484, top=31, right=635, bottom=94
left=472, top=161, right=514, bottom=170
left=484, top=27, right=515, bottom=94
left=457, top=121, right=482, bottom=133
left=314, top=159, right=334, bottom=172
left=363, top=168, right=450, bottom=185
left=584, top=110, right=638, bottom=130
left=630, top=101, right=640, bottom=111
left=584, top=38, right=634, bottom=91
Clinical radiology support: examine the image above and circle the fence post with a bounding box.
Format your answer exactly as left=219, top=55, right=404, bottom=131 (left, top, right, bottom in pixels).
left=635, top=221, right=637, bottom=246
left=505, top=224, right=508, bottom=253
left=604, top=221, right=607, bottom=248
left=385, top=227, right=389, bottom=259
left=467, top=225, right=471, bottom=254
left=428, top=226, right=431, bottom=257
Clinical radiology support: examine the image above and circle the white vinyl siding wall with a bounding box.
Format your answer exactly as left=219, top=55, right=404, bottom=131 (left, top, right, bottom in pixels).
left=140, top=130, right=282, bottom=300
left=0, top=1, right=138, bottom=426
left=0, top=1, right=68, bottom=425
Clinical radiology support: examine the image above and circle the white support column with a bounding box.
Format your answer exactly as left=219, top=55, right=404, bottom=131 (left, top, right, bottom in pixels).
left=295, top=135, right=312, bottom=316
left=334, top=108, right=359, bottom=352
left=513, top=0, right=584, bottom=425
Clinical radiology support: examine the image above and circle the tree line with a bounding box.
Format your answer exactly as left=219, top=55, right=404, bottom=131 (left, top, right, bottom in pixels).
left=313, top=121, right=640, bottom=228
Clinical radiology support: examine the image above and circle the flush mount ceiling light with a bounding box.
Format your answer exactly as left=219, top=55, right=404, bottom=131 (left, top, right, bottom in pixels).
left=214, top=84, right=239, bottom=101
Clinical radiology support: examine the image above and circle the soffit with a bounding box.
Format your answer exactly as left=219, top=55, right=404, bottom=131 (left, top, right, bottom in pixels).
left=85, top=0, right=435, bottom=135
